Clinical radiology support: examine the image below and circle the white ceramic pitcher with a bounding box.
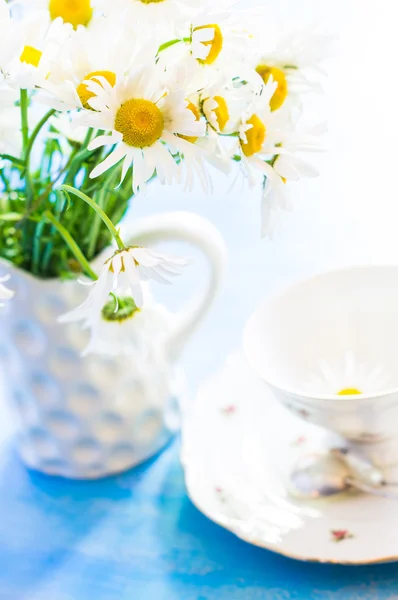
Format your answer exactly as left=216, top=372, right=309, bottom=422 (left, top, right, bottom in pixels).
left=0, top=211, right=227, bottom=479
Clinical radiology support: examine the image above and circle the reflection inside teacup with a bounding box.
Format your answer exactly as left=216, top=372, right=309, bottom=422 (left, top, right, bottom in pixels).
left=304, top=352, right=391, bottom=398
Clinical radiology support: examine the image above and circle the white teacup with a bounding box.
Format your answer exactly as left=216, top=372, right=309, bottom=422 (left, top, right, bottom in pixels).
left=243, top=265, right=398, bottom=446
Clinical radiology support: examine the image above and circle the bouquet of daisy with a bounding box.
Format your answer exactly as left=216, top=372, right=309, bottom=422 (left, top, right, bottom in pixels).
left=0, top=0, right=329, bottom=350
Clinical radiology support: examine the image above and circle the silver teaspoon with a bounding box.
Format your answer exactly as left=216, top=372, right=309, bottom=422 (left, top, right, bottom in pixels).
left=289, top=452, right=398, bottom=501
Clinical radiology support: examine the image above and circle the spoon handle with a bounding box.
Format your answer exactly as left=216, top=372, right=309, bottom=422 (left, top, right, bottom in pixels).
left=347, top=478, right=398, bottom=501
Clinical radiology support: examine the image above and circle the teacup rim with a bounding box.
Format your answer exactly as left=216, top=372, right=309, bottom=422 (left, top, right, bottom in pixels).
left=243, top=262, right=398, bottom=403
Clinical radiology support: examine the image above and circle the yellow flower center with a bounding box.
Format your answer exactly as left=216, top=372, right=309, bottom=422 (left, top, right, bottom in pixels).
left=76, top=70, right=116, bottom=109
left=179, top=101, right=200, bottom=144
left=114, top=98, right=164, bottom=148
left=337, top=388, right=362, bottom=396
left=49, top=0, right=93, bottom=28
left=241, top=114, right=266, bottom=157
left=139, top=0, right=166, bottom=3
left=256, top=65, right=288, bottom=111
left=213, top=95, right=229, bottom=132
left=20, top=46, right=42, bottom=68
left=194, top=24, right=223, bottom=65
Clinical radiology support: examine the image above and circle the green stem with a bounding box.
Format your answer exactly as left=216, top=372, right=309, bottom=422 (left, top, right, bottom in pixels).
left=44, top=211, right=98, bottom=280
left=158, top=38, right=182, bottom=53
left=0, top=154, right=25, bottom=167
left=81, top=127, right=95, bottom=148
left=60, top=184, right=125, bottom=250
left=0, top=171, right=10, bottom=191
left=20, top=89, right=34, bottom=208
left=87, top=168, right=119, bottom=258
left=25, top=109, right=56, bottom=165
left=27, top=144, right=89, bottom=214
left=157, top=37, right=190, bottom=53
left=20, top=89, right=29, bottom=153
left=32, top=221, right=45, bottom=275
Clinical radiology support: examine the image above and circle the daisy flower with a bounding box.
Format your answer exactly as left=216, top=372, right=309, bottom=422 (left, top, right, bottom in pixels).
left=82, top=66, right=206, bottom=192
left=19, top=0, right=99, bottom=29
left=0, top=3, right=73, bottom=91
left=250, top=27, right=335, bottom=111
left=82, top=287, right=172, bottom=357
left=158, top=5, right=255, bottom=90
left=153, top=64, right=231, bottom=191
left=59, top=246, right=188, bottom=326
left=41, top=16, right=153, bottom=111
left=200, top=74, right=263, bottom=135
left=0, top=275, right=14, bottom=304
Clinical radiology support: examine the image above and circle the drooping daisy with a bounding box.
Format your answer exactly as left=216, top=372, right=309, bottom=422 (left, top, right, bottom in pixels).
left=59, top=246, right=187, bottom=328
left=0, top=3, right=73, bottom=91
left=0, top=275, right=14, bottom=304
left=82, top=286, right=171, bottom=357
left=82, top=67, right=206, bottom=192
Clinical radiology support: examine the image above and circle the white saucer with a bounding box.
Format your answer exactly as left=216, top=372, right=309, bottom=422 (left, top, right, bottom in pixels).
left=181, top=351, right=398, bottom=564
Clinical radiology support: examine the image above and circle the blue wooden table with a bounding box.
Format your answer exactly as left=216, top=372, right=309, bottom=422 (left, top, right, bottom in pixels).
left=1, top=439, right=398, bottom=600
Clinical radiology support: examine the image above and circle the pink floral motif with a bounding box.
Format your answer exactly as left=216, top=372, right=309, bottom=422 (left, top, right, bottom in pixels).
left=215, top=486, right=227, bottom=503
left=221, top=405, right=237, bottom=416
left=298, top=408, right=310, bottom=419
left=331, top=529, right=354, bottom=543
left=291, top=435, right=307, bottom=447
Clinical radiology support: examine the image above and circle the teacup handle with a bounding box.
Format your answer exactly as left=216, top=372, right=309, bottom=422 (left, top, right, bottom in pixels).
left=122, top=211, right=227, bottom=360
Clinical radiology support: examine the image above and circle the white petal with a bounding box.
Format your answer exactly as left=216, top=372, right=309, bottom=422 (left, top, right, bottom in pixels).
left=88, top=132, right=122, bottom=151
left=111, top=252, right=123, bottom=277
left=90, top=145, right=127, bottom=179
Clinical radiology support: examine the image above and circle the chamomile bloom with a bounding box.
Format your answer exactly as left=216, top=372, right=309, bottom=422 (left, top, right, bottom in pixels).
left=60, top=246, right=187, bottom=328
left=82, top=287, right=171, bottom=357
left=21, top=0, right=98, bottom=29
left=236, top=77, right=280, bottom=180
left=83, top=67, right=206, bottom=192
left=0, top=275, right=14, bottom=304
left=201, top=74, right=263, bottom=135
left=251, top=27, right=334, bottom=111
left=42, top=17, right=149, bottom=111
left=159, top=7, right=254, bottom=91
left=0, top=3, right=72, bottom=90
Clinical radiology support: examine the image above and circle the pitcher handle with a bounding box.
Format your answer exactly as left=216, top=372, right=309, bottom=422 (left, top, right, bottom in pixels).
left=122, top=211, right=227, bottom=360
